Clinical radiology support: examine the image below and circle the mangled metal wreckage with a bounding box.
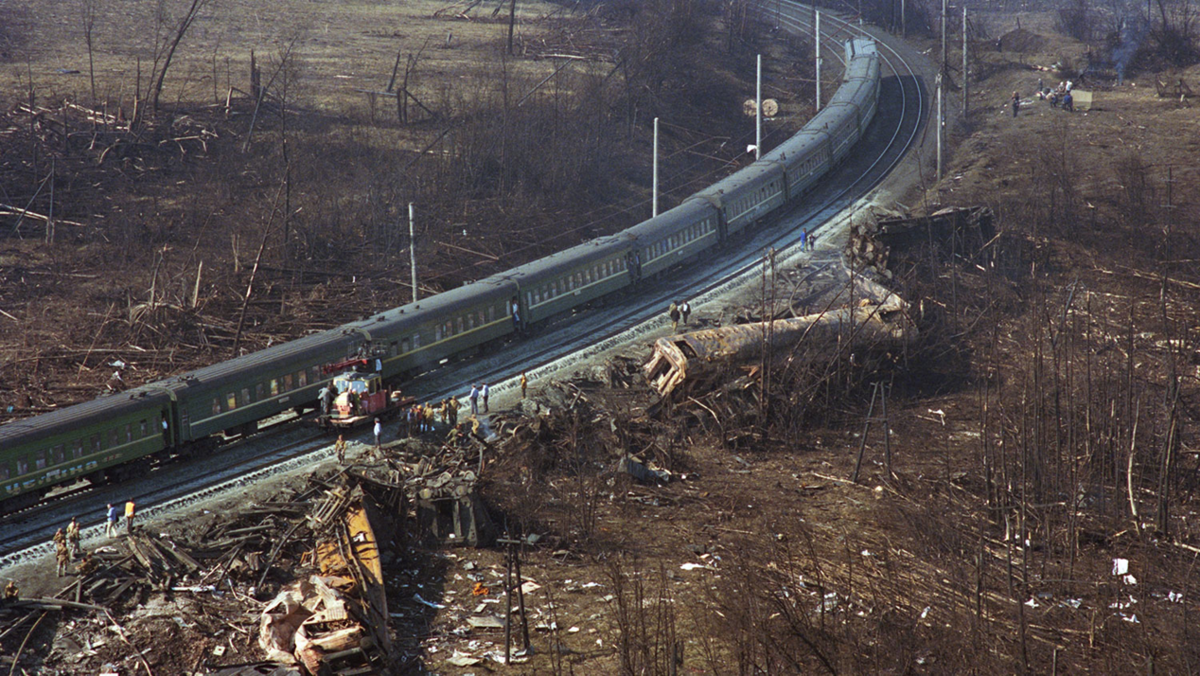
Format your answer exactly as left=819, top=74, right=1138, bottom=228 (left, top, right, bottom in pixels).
left=258, top=488, right=393, bottom=675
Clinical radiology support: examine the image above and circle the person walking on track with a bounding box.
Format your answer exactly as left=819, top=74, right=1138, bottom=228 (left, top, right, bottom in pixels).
left=66, top=517, right=82, bottom=561
left=124, top=500, right=136, bottom=535
left=105, top=503, right=119, bottom=538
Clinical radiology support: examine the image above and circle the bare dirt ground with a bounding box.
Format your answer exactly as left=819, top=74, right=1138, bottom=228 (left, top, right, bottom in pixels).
left=5, top=2, right=1200, bottom=675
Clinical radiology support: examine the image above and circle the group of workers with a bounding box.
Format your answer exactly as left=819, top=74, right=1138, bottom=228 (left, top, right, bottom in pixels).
left=405, top=398, right=459, bottom=437
left=325, top=371, right=534, bottom=463
left=51, top=515, right=101, bottom=578
left=667, top=300, right=693, bottom=333
left=1012, top=79, right=1076, bottom=117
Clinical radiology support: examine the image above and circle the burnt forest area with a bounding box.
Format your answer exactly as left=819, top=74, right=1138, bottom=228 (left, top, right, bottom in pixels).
left=4, top=0, right=1200, bottom=673
left=0, top=0, right=811, bottom=413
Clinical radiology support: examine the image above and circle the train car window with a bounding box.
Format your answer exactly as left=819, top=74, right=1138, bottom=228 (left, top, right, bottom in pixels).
left=52, top=444, right=65, bottom=464
left=270, top=379, right=280, bottom=396
left=16, top=458, right=27, bottom=475
left=256, top=383, right=265, bottom=400
left=457, top=317, right=465, bottom=333
left=91, top=435, right=101, bottom=453
left=311, top=366, right=321, bottom=382
left=413, top=333, right=421, bottom=349
left=401, top=338, right=410, bottom=353
left=435, top=325, right=443, bottom=341
left=109, top=429, right=119, bottom=448
left=298, top=370, right=307, bottom=387
left=125, top=423, right=133, bottom=443
left=488, top=306, right=495, bottom=322
left=389, top=341, right=397, bottom=356
left=226, top=393, right=237, bottom=410
left=241, top=388, right=251, bottom=406
left=35, top=450, right=46, bottom=470
left=0, top=465, right=8, bottom=481
left=72, top=440, right=84, bottom=459
left=213, top=398, right=221, bottom=415
left=140, top=420, right=148, bottom=437
left=283, top=374, right=294, bottom=390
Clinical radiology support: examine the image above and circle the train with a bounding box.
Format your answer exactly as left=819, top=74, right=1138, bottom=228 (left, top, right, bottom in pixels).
left=0, top=38, right=881, bottom=513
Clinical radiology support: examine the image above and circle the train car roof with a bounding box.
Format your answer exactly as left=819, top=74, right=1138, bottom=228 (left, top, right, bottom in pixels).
left=506, top=234, right=634, bottom=284
left=624, top=199, right=717, bottom=241
left=845, top=37, right=877, bottom=61
left=355, top=276, right=518, bottom=335
left=168, top=329, right=358, bottom=392
left=694, top=162, right=786, bottom=206
left=760, top=129, right=828, bottom=163
left=0, top=385, right=175, bottom=447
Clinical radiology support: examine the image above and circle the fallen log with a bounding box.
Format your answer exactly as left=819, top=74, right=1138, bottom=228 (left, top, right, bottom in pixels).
left=645, top=291, right=915, bottom=399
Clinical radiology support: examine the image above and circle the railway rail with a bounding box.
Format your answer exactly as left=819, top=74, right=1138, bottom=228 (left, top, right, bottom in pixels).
left=0, top=4, right=929, bottom=568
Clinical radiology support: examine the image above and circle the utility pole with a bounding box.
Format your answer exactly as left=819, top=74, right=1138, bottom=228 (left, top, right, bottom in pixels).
left=815, top=11, right=822, bottom=111
left=408, top=202, right=418, bottom=302
left=652, top=117, right=659, bottom=217
left=901, top=0, right=906, bottom=37
left=941, top=0, right=948, bottom=74
left=936, top=73, right=943, bottom=181
left=756, top=54, right=762, bottom=160
left=963, top=7, right=969, bottom=115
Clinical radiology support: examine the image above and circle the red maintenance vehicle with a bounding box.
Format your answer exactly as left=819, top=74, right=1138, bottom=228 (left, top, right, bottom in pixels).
left=316, top=358, right=414, bottom=430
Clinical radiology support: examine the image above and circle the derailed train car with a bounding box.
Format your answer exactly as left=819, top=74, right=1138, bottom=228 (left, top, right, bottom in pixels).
left=0, top=38, right=882, bottom=512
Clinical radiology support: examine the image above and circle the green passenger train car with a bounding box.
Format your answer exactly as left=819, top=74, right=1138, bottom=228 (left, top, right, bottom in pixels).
left=510, top=235, right=637, bottom=325
left=0, top=387, right=175, bottom=510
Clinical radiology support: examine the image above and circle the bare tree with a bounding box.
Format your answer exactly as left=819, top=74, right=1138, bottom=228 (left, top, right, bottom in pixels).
left=149, top=0, right=213, bottom=114
left=81, top=0, right=99, bottom=104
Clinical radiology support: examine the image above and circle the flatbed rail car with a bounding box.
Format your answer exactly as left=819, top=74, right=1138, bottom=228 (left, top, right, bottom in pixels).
left=0, top=36, right=884, bottom=513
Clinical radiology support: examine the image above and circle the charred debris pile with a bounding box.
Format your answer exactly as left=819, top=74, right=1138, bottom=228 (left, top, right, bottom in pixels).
left=0, top=432, right=500, bottom=676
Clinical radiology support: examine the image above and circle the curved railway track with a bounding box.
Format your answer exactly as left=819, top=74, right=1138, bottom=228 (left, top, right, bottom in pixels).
left=0, top=4, right=930, bottom=568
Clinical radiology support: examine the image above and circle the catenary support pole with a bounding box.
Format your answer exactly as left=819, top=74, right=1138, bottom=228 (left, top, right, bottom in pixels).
left=815, top=11, right=822, bottom=111
left=901, top=0, right=906, bottom=37
left=755, top=55, right=762, bottom=160
left=963, top=7, right=969, bottom=114
left=653, top=117, right=659, bottom=217
left=936, top=73, right=943, bottom=181
left=941, top=0, right=947, bottom=74
left=409, top=202, right=418, bottom=302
